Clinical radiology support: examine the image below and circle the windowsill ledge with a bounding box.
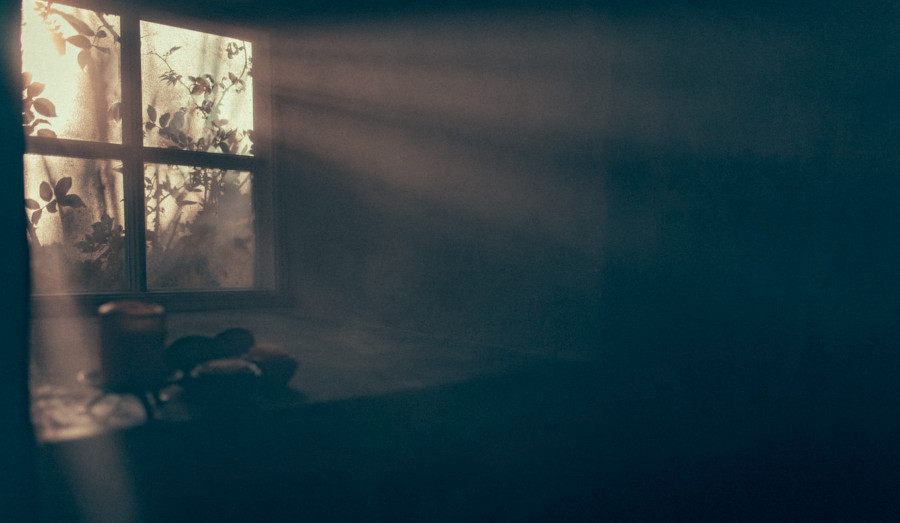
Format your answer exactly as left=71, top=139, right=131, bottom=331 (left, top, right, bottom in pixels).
left=30, top=307, right=587, bottom=442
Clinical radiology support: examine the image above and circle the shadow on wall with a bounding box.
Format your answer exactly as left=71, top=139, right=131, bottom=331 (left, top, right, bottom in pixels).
left=271, top=10, right=607, bottom=351
left=267, top=3, right=899, bottom=359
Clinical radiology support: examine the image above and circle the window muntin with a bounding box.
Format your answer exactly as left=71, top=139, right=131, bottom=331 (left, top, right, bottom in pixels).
left=21, top=0, right=272, bottom=300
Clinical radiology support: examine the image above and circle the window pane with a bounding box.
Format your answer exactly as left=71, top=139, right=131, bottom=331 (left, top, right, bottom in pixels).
left=145, top=164, right=255, bottom=289
left=20, top=0, right=121, bottom=143
left=25, top=154, right=127, bottom=293
left=141, top=22, right=254, bottom=155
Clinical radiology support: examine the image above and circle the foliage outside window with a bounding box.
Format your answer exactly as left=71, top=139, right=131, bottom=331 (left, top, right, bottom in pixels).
left=20, top=0, right=273, bottom=299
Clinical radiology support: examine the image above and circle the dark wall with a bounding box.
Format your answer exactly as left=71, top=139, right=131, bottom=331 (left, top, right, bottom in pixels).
left=272, top=10, right=607, bottom=349
left=1, top=2, right=35, bottom=522
left=271, top=1, right=900, bottom=364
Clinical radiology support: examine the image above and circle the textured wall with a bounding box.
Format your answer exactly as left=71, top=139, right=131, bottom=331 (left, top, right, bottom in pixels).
left=272, top=10, right=607, bottom=350
left=271, top=2, right=899, bottom=363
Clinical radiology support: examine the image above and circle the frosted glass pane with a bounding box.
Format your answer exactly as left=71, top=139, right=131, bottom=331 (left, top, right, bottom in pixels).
left=25, top=154, right=126, bottom=292
left=20, top=0, right=121, bottom=142
left=141, top=22, right=254, bottom=155
left=145, top=164, right=255, bottom=289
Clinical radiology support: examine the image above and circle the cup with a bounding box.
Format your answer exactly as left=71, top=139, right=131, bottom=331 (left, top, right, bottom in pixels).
left=98, top=300, right=167, bottom=390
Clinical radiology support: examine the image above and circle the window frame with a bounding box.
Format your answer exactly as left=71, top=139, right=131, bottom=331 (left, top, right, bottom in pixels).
left=23, top=0, right=285, bottom=314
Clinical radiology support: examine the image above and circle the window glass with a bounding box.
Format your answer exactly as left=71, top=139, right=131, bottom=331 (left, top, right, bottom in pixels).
left=144, top=164, right=255, bottom=289
left=21, top=1, right=270, bottom=298
left=20, top=0, right=121, bottom=143
left=25, top=154, right=127, bottom=292
left=141, top=22, right=254, bottom=155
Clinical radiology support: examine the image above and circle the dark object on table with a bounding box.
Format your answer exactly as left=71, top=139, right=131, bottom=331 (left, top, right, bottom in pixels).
left=98, top=300, right=167, bottom=390
left=165, top=335, right=219, bottom=374
left=243, top=344, right=299, bottom=389
left=214, top=327, right=256, bottom=358
left=187, top=358, right=263, bottom=406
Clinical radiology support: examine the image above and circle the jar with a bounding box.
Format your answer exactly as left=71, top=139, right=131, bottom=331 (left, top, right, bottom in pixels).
left=97, top=300, right=167, bottom=390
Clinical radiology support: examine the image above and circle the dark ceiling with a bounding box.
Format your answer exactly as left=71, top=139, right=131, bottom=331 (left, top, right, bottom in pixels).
left=129, top=0, right=883, bottom=36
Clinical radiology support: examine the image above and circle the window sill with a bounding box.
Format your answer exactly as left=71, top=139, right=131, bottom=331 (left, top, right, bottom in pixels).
left=30, top=307, right=573, bottom=443
left=30, top=289, right=291, bottom=317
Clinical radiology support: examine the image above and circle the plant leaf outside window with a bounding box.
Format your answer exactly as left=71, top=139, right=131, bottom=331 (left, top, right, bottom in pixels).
left=22, top=1, right=258, bottom=293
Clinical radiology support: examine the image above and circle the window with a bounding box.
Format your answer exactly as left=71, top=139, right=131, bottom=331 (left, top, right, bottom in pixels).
left=20, top=0, right=277, bottom=308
